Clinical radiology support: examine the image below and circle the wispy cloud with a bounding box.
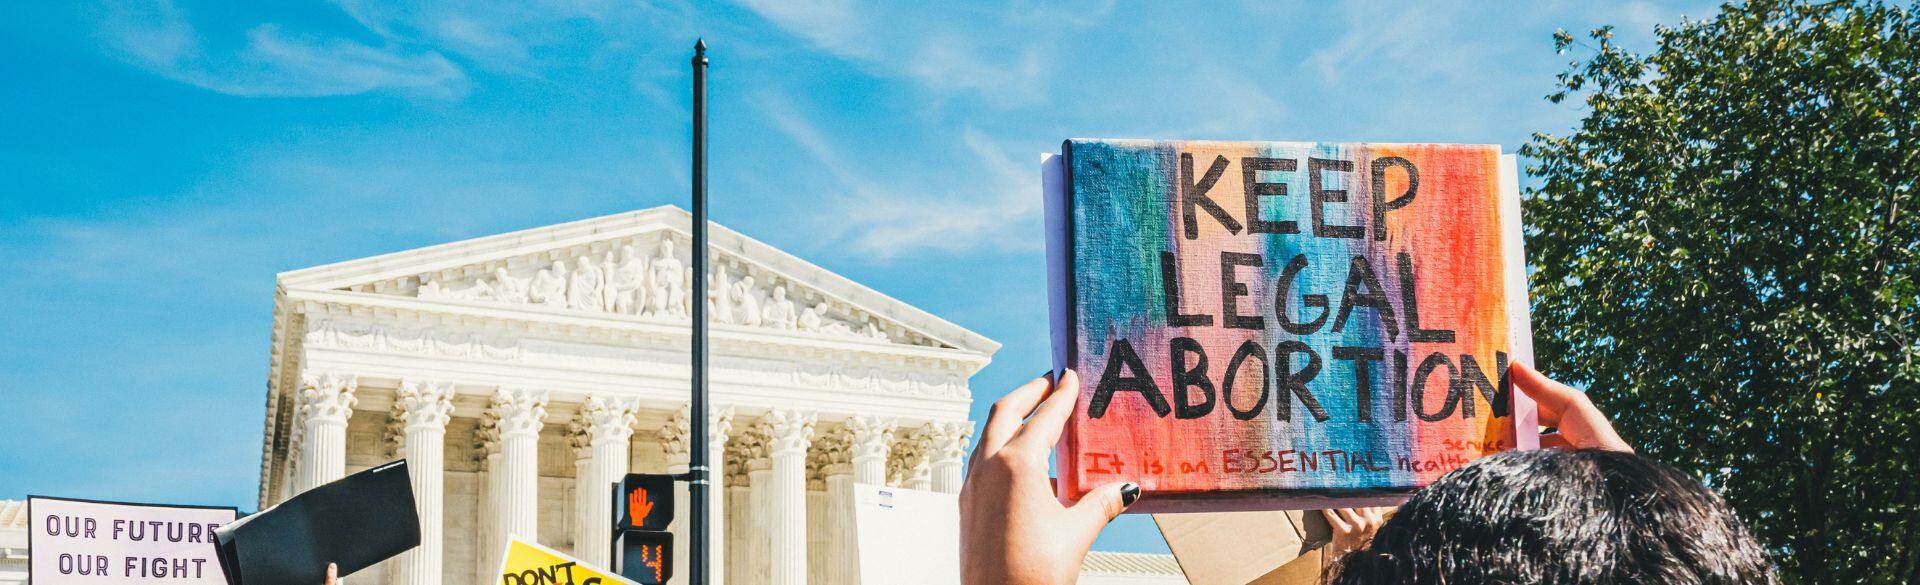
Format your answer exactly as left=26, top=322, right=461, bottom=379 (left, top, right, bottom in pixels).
left=328, top=0, right=690, bottom=75
left=760, top=98, right=1040, bottom=260
left=728, top=0, right=1055, bottom=106
left=1307, top=1, right=1488, bottom=88
left=96, top=0, right=467, bottom=98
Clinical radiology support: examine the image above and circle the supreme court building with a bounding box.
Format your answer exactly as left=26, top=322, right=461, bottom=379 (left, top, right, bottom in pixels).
left=257, top=205, right=1005, bottom=585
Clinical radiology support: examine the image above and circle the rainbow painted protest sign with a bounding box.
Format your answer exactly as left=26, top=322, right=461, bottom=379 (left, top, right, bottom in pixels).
left=1044, top=139, right=1539, bottom=511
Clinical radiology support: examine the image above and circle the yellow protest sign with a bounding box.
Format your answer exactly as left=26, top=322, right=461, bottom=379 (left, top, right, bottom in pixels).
left=497, top=536, right=637, bottom=585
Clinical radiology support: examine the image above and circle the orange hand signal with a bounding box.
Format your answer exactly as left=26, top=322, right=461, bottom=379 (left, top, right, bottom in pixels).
left=629, top=486, right=654, bottom=526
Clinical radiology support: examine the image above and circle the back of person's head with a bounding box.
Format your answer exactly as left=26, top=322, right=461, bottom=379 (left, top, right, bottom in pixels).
left=1328, top=448, right=1776, bottom=584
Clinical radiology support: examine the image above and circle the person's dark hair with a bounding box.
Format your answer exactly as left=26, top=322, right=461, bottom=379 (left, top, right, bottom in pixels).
left=1329, top=449, right=1776, bottom=584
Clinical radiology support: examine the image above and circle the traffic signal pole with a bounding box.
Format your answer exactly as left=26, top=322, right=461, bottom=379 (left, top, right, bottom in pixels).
left=687, top=38, right=712, bottom=585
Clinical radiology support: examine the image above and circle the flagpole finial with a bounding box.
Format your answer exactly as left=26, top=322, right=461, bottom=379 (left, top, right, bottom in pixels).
left=695, top=38, right=707, bottom=55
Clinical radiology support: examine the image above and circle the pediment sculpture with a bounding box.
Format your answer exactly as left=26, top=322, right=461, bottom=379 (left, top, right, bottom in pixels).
left=404, top=237, right=910, bottom=345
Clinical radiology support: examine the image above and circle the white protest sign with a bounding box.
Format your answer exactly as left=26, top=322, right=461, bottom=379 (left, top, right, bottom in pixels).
left=853, top=483, right=959, bottom=585
left=28, top=496, right=237, bottom=584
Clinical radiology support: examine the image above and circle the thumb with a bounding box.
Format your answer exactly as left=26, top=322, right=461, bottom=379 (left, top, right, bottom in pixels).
left=1509, top=361, right=1577, bottom=427
left=1068, top=482, right=1141, bottom=534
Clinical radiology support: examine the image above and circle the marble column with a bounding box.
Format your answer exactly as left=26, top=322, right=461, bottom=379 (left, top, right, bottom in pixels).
left=845, top=416, right=894, bottom=487
left=389, top=380, right=454, bottom=585
left=724, top=458, right=751, bottom=585
left=489, top=388, right=548, bottom=547
left=702, top=409, right=734, bottom=584
left=806, top=476, right=827, bottom=585
left=665, top=406, right=733, bottom=585
left=569, top=431, right=591, bottom=556
left=762, top=409, right=816, bottom=585
left=809, top=431, right=851, bottom=585
left=280, top=416, right=304, bottom=503
left=921, top=421, right=973, bottom=494
left=297, top=373, right=357, bottom=492
left=573, top=395, right=637, bottom=567
left=823, top=469, right=855, bottom=585
left=839, top=416, right=893, bottom=584
left=747, top=456, right=773, bottom=585
left=476, top=421, right=502, bottom=581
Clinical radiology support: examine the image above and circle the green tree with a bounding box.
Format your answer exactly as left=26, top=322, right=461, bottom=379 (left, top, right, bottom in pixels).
left=1521, top=1, right=1919, bottom=582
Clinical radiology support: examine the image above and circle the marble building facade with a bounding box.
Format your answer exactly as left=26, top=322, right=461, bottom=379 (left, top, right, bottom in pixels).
left=257, top=206, right=996, bottom=585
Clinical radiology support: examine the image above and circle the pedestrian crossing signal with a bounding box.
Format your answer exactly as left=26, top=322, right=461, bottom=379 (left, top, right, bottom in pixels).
left=613, top=474, right=676, bottom=583
left=616, top=474, right=675, bottom=531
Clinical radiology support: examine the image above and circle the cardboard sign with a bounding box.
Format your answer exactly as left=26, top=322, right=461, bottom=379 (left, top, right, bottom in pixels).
left=27, top=496, right=238, bottom=584
left=1044, top=139, right=1539, bottom=511
left=498, top=536, right=637, bottom=585
left=1154, top=511, right=1322, bottom=585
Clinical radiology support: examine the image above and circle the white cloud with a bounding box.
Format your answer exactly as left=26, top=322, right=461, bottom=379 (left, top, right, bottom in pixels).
left=333, top=0, right=596, bottom=73
left=1307, top=1, right=1487, bottom=89
left=760, top=98, right=1040, bottom=261
left=728, top=0, right=1054, bottom=105
left=97, top=0, right=467, bottom=98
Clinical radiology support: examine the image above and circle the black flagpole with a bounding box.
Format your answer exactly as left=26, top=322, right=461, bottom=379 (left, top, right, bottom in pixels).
left=688, top=38, right=712, bottom=585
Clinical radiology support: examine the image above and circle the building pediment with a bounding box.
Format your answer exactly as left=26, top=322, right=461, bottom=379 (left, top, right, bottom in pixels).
left=275, top=206, right=997, bottom=354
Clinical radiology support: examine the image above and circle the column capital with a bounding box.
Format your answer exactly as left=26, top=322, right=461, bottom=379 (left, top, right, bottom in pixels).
left=575, top=394, right=639, bottom=446
left=393, top=379, right=456, bottom=433
left=299, top=372, right=359, bottom=427
left=708, top=406, right=737, bottom=446
left=664, top=405, right=737, bottom=463
left=568, top=419, right=594, bottom=462
left=810, top=430, right=852, bottom=478
left=724, top=450, right=750, bottom=484
left=474, top=417, right=502, bottom=465
left=887, top=431, right=931, bottom=488
left=757, top=409, right=817, bottom=457
left=661, top=409, right=692, bottom=463
left=488, top=387, right=549, bottom=439
left=729, top=430, right=769, bottom=473
left=919, top=420, right=973, bottom=465
left=842, top=414, right=895, bottom=463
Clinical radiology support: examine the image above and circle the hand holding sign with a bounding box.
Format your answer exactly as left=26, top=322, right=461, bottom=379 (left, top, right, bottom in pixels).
left=960, top=370, right=1139, bottom=585
left=1509, top=362, right=1632, bottom=452
left=1321, top=507, right=1391, bottom=557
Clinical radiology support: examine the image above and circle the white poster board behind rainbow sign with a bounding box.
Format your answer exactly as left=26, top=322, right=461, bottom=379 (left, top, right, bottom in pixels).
left=28, top=496, right=237, bottom=584
left=854, top=484, right=959, bottom=585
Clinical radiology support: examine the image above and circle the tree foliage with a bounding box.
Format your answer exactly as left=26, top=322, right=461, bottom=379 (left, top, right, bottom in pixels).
left=1521, top=1, right=1920, bottom=582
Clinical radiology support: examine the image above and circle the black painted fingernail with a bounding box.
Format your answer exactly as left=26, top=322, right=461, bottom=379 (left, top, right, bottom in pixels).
left=1120, top=483, right=1141, bottom=507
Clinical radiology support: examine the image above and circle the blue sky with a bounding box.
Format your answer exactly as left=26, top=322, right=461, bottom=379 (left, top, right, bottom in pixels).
left=0, top=0, right=1713, bottom=554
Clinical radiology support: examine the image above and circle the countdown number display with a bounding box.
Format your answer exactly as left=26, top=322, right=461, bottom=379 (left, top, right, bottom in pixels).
left=615, top=530, right=672, bottom=584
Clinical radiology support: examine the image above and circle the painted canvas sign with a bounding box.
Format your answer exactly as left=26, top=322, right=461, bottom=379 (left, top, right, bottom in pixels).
left=1043, top=139, right=1538, bottom=511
